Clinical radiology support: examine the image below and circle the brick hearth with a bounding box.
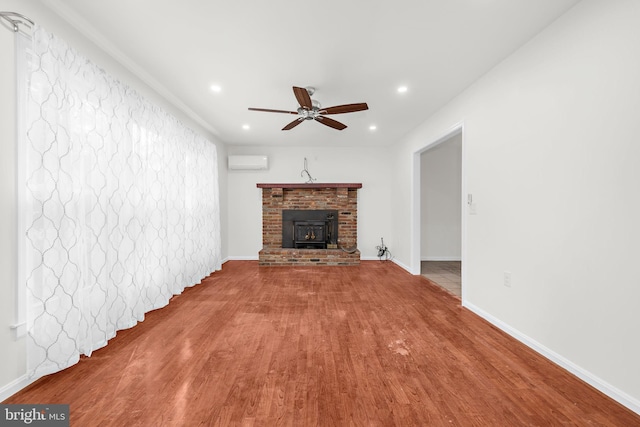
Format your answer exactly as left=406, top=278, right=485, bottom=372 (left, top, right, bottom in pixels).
left=257, top=183, right=362, bottom=266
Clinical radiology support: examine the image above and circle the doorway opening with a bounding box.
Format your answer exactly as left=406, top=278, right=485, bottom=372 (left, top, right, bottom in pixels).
left=413, top=126, right=465, bottom=300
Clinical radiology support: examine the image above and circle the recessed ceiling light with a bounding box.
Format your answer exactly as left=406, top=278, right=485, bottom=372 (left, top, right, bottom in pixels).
left=210, top=84, right=222, bottom=93
left=242, top=124, right=250, bottom=130
left=369, top=125, right=377, bottom=131
left=397, top=86, right=408, bottom=93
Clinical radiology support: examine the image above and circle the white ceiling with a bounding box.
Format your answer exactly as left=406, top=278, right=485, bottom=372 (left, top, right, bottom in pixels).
left=42, top=0, right=581, bottom=147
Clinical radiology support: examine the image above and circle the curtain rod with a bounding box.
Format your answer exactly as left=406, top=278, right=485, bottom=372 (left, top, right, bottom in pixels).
left=0, top=11, right=34, bottom=33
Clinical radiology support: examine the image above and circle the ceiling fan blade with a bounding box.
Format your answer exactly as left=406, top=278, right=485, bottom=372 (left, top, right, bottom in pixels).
left=315, top=116, right=347, bottom=130
left=248, top=107, right=298, bottom=114
left=320, top=103, right=369, bottom=115
left=293, top=86, right=313, bottom=109
left=282, top=118, right=305, bottom=130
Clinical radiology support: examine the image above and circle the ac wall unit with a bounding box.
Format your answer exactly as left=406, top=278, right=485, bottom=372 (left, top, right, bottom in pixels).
left=228, top=155, right=268, bottom=170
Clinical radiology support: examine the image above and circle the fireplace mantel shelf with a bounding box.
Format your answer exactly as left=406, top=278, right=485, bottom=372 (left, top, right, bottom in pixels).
left=257, top=183, right=362, bottom=189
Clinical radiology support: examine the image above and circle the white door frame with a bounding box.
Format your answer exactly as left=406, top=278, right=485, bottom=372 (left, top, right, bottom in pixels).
left=411, top=122, right=467, bottom=302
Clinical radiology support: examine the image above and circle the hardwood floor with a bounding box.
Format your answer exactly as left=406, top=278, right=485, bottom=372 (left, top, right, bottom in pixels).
left=5, top=261, right=639, bottom=426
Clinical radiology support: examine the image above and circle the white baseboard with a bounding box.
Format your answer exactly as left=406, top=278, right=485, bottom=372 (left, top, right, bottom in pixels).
left=0, top=374, right=36, bottom=402
left=463, top=302, right=640, bottom=416
left=421, top=257, right=462, bottom=261
left=224, top=256, right=259, bottom=262
left=358, top=255, right=412, bottom=273
left=391, top=258, right=412, bottom=274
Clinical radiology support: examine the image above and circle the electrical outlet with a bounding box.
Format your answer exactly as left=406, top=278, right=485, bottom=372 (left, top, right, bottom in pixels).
left=504, top=271, right=512, bottom=288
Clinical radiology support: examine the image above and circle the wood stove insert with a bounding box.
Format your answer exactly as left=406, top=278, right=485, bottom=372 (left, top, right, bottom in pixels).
left=282, top=210, right=338, bottom=249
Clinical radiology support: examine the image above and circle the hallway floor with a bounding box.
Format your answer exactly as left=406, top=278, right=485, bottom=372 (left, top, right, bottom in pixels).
left=421, top=261, right=461, bottom=298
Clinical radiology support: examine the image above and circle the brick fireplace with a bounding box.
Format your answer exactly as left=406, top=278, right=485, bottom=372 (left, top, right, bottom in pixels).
left=257, top=183, right=361, bottom=266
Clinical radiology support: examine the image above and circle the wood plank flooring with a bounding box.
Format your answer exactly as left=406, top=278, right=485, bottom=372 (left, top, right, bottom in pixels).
left=5, top=261, right=639, bottom=426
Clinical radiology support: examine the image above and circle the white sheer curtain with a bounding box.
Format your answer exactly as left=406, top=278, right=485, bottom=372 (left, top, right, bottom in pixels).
left=23, top=25, right=221, bottom=378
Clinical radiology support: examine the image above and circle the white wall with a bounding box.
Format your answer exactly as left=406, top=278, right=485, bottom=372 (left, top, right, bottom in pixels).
left=0, top=8, right=26, bottom=399
left=392, top=0, right=640, bottom=412
left=226, top=145, right=393, bottom=261
left=0, top=0, right=228, bottom=399
left=420, top=133, right=462, bottom=260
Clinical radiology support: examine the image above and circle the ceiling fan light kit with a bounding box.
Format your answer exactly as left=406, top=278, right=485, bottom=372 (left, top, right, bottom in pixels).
left=249, top=86, right=368, bottom=131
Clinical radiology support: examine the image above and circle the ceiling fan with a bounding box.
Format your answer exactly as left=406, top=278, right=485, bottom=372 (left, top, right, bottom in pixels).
left=248, top=86, right=368, bottom=131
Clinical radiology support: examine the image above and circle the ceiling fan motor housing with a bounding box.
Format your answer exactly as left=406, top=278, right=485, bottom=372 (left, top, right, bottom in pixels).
left=298, top=106, right=320, bottom=120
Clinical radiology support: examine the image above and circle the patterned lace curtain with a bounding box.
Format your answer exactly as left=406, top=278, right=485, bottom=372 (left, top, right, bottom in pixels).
left=24, top=25, right=221, bottom=378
